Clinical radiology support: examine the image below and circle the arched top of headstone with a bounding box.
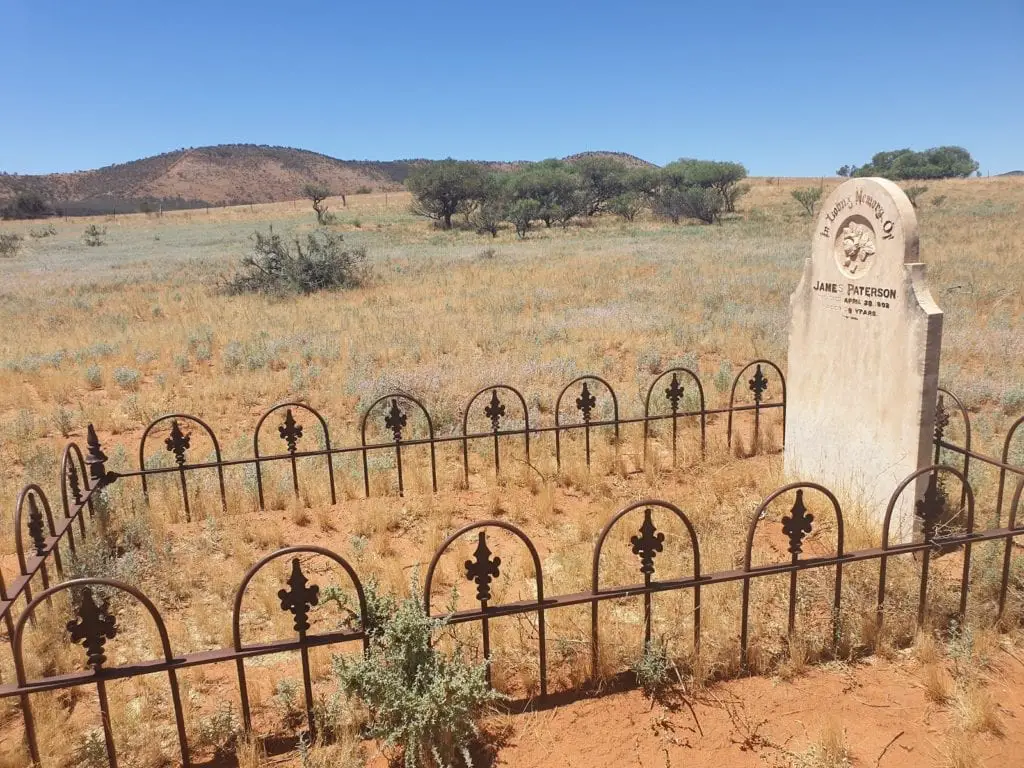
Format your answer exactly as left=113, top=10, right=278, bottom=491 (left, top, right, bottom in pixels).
left=813, top=178, right=920, bottom=288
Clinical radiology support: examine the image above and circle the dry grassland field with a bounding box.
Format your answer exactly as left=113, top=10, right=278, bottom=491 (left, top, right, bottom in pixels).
left=0, top=176, right=1023, bottom=767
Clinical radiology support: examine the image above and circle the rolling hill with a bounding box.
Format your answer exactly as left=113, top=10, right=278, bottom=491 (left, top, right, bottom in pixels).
left=0, top=145, right=656, bottom=216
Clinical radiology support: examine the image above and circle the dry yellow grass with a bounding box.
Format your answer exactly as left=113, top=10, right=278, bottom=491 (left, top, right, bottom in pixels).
left=0, top=177, right=1021, bottom=767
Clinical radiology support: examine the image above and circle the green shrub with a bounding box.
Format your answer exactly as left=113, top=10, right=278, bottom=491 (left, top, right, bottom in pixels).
left=791, top=186, right=823, bottom=217
left=608, top=192, right=643, bottom=222
left=112, top=366, right=142, bottom=390
left=83, top=224, right=107, bottom=247
left=0, top=232, right=23, bottom=258
left=332, top=581, right=501, bottom=768
left=506, top=198, right=539, bottom=239
left=631, top=641, right=675, bottom=698
left=29, top=223, right=56, bottom=238
left=52, top=405, right=75, bottom=438
left=84, top=365, right=103, bottom=389
left=223, top=228, right=368, bottom=296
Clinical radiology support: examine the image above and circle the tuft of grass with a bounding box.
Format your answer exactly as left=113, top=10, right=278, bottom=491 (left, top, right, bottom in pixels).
left=795, top=717, right=851, bottom=768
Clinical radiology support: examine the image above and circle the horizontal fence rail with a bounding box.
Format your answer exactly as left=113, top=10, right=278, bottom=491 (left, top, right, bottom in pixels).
left=2, top=463, right=1023, bottom=767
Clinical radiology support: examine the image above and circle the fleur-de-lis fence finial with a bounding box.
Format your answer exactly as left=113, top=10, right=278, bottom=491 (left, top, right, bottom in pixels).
left=278, top=558, right=320, bottom=635
left=665, top=373, right=684, bottom=414
left=164, top=420, right=191, bottom=466
left=915, top=471, right=944, bottom=543
left=934, top=395, right=950, bottom=444
left=484, top=390, right=505, bottom=432
left=85, top=424, right=108, bottom=483
left=781, top=490, right=814, bottom=556
left=576, top=382, right=596, bottom=422
left=748, top=364, right=768, bottom=404
left=465, top=531, right=501, bottom=603
left=27, top=493, right=46, bottom=556
left=67, top=587, right=117, bottom=671
left=279, top=409, right=304, bottom=454
left=630, top=508, right=665, bottom=576
left=384, top=399, right=407, bottom=442
left=67, top=459, right=83, bottom=505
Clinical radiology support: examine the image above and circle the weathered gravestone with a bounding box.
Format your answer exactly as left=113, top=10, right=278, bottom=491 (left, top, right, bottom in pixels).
left=785, top=177, right=943, bottom=538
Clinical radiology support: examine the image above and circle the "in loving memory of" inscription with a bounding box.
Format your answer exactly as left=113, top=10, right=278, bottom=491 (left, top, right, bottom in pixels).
left=818, top=188, right=896, bottom=242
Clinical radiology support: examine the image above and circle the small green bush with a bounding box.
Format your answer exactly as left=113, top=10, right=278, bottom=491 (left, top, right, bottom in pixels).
left=332, top=581, right=501, bottom=768
left=84, top=365, right=103, bottom=390
left=631, top=641, right=675, bottom=698
left=791, top=186, right=823, bottom=217
left=0, top=232, right=23, bottom=258
left=112, top=366, right=142, bottom=390
left=223, top=229, right=368, bottom=296
left=83, top=224, right=107, bottom=247
left=29, top=223, right=56, bottom=238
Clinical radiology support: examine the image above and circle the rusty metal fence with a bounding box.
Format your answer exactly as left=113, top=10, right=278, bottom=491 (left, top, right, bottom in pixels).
left=112, top=359, right=785, bottom=519
left=1, top=377, right=1023, bottom=767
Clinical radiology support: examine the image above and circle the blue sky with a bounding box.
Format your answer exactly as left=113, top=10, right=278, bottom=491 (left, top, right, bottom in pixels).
left=1, top=0, right=1021, bottom=176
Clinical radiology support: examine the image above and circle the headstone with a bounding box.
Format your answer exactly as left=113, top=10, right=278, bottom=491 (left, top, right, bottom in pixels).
left=785, top=177, right=943, bottom=538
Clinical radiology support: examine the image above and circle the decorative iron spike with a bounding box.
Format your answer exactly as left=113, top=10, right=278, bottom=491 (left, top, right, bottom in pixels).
left=630, top=508, right=665, bottom=576
left=934, top=395, right=950, bottom=444
left=781, top=490, right=814, bottom=556
left=484, top=389, right=505, bottom=432
left=85, top=424, right=108, bottom=483
left=576, top=382, right=596, bottom=422
left=748, top=364, right=768, bottom=404
left=278, top=558, right=320, bottom=635
left=67, top=587, right=117, bottom=671
left=384, top=399, right=407, bottom=442
left=664, top=373, right=684, bottom=414
left=164, top=420, right=191, bottom=467
left=464, top=531, right=501, bottom=603
left=27, top=493, right=46, bottom=556
left=279, top=408, right=304, bottom=454
left=915, top=471, right=944, bottom=543
left=67, top=459, right=83, bottom=505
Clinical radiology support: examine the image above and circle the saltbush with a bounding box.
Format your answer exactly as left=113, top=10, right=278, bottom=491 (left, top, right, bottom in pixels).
left=0, top=232, right=23, bottom=258
left=223, top=228, right=368, bottom=296
left=332, top=581, right=501, bottom=768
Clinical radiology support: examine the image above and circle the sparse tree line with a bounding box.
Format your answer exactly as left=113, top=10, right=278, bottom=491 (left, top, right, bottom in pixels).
left=836, top=146, right=979, bottom=180
left=404, top=157, right=751, bottom=236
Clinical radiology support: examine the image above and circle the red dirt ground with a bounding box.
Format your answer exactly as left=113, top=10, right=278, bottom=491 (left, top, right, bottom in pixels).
left=358, top=650, right=1023, bottom=768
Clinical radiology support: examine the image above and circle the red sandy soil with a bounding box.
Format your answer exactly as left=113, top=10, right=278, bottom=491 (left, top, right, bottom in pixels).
left=357, top=651, right=1023, bottom=768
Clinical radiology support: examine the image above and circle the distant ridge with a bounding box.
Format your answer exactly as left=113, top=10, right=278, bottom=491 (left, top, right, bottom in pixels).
left=0, top=144, right=657, bottom=215
left=998, top=170, right=1024, bottom=177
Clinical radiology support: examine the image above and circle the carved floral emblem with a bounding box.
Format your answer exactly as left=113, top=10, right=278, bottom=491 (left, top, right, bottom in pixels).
left=835, top=221, right=876, bottom=277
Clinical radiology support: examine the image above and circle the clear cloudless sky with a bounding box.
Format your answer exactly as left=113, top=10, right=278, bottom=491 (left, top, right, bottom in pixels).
left=1, top=0, right=1022, bottom=176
